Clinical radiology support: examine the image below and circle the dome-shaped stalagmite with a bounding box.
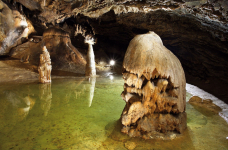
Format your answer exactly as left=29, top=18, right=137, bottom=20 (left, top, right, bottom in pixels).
left=121, top=31, right=187, bottom=139
left=10, top=27, right=86, bottom=73
left=42, top=27, right=86, bottom=66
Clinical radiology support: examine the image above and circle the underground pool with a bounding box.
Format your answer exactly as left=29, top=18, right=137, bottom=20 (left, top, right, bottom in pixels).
left=0, top=75, right=228, bottom=150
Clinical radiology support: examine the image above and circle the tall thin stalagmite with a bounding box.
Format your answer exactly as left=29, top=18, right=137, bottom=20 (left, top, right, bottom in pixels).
left=85, top=35, right=96, bottom=77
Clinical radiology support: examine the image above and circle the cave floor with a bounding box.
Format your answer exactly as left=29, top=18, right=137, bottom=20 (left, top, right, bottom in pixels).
left=0, top=59, right=39, bottom=84
left=0, top=74, right=228, bottom=150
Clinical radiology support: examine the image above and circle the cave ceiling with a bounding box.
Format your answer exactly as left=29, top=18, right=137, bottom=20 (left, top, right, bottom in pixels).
left=0, top=0, right=228, bottom=101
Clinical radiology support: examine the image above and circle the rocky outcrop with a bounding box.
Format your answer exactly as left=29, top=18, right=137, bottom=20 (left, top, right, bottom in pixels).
left=10, top=27, right=86, bottom=74
left=121, top=32, right=187, bottom=139
left=189, top=96, right=222, bottom=114
left=0, top=0, right=35, bottom=55
left=15, top=0, right=41, bottom=11
left=43, top=27, right=86, bottom=68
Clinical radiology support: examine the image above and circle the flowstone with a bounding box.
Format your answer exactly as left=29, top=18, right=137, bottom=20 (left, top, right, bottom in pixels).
left=121, top=31, right=187, bottom=139
left=38, top=46, right=52, bottom=83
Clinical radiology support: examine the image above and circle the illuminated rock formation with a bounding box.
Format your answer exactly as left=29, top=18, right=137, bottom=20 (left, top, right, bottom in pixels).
left=38, top=46, right=52, bottom=83
left=121, top=31, right=187, bottom=139
left=0, top=0, right=35, bottom=55
left=43, top=27, right=86, bottom=69
left=10, top=27, right=86, bottom=73
left=85, top=35, right=96, bottom=77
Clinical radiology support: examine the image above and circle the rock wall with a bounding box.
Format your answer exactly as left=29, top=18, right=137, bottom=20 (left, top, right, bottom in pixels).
left=11, top=27, right=86, bottom=73
left=43, top=27, right=86, bottom=67
left=0, top=0, right=35, bottom=55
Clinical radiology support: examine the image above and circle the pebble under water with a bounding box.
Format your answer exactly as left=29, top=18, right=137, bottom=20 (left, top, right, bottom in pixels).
left=0, top=75, right=228, bottom=150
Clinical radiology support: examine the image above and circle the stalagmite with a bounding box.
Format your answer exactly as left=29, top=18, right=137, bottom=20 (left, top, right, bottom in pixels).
left=38, top=46, right=52, bottom=83
left=121, top=31, right=187, bottom=139
left=84, top=35, right=96, bottom=77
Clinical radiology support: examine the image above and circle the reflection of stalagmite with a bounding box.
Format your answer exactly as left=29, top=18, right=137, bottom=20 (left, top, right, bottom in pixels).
left=88, top=77, right=96, bottom=107
left=74, top=78, right=86, bottom=99
left=4, top=91, right=35, bottom=122
left=39, top=83, right=52, bottom=116
left=121, top=32, right=187, bottom=139
left=85, top=35, right=96, bottom=77
left=17, top=96, right=35, bottom=121
left=38, top=46, right=52, bottom=83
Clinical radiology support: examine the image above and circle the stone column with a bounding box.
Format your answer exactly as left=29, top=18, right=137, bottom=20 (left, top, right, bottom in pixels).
left=38, top=46, right=52, bottom=83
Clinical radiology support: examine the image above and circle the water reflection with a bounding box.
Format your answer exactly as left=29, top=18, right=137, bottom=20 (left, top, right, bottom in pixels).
left=0, top=86, right=36, bottom=135
left=70, top=77, right=96, bottom=107
left=39, top=83, right=52, bottom=116
left=109, top=75, right=114, bottom=80
left=74, top=78, right=86, bottom=100
left=0, top=77, right=227, bottom=150
left=88, top=77, right=96, bottom=107
left=2, top=89, right=35, bottom=122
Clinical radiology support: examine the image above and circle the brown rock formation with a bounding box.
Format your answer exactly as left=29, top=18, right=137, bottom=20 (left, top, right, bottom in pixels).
left=43, top=27, right=86, bottom=67
left=121, top=32, right=187, bottom=139
left=10, top=27, right=86, bottom=73
left=0, top=0, right=35, bottom=55
left=189, top=96, right=222, bottom=115
left=38, top=46, right=52, bottom=83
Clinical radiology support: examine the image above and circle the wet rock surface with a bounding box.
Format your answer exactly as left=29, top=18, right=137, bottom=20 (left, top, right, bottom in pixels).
left=189, top=96, right=222, bottom=115
left=0, top=59, right=38, bottom=84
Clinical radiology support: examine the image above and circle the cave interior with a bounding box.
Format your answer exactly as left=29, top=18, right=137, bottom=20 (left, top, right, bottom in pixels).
left=0, top=0, right=228, bottom=103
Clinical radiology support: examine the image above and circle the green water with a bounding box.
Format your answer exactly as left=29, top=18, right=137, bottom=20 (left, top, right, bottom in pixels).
left=0, top=76, right=228, bottom=150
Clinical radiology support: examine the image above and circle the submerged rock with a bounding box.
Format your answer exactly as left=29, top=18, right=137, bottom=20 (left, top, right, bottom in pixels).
left=189, top=96, right=222, bottom=114
left=124, top=141, right=136, bottom=150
